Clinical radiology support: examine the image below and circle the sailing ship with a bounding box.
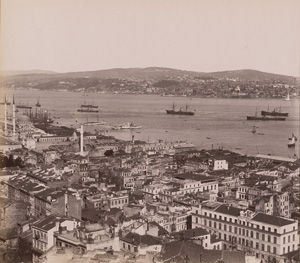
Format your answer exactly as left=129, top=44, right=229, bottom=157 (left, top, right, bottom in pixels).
left=284, top=91, right=291, bottom=101
left=289, top=133, right=298, bottom=141
left=166, top=102, right=194, bottom=115
left=36, top=98, right=41, bottom=107
left=77, top=107, right=99, bottom=113
left=84, top=115, right=105, bottom=126
left=288, top=135, right=296, bottom=147
left=81, top=101, right=98, bottom=108
left=261, top=106, right=288, bottom=117
left=17, top=101, right=32, bottom=109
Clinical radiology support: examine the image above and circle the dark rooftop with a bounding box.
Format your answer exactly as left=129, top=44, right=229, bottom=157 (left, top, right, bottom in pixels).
left=252, top=213, right=294, bottom=227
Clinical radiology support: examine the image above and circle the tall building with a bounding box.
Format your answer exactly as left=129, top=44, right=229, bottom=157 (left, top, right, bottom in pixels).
left=192, top=203, right=299, bottom=263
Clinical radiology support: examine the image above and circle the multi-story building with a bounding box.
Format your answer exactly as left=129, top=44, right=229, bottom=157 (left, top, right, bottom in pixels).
left=34, top=188, right=82, bottom=220
left=213, top=159, right=229, bottom=171
left=254, top=192, right=290, bottom=218
left=32, top=215, right=81, bottom=262
left=107, top=192, right=129, bottom=210
left=192, top=202, right=299, bottom=263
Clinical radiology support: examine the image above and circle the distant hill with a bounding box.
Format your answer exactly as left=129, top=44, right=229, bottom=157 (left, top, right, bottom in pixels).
left=1, top=67, right=294, bottom=81
left=206, top=69, right=294, bottom=81
left=0, top=70, right=57, bottom=76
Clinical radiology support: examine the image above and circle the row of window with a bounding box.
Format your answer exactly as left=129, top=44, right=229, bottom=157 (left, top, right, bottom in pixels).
left=33, top=229, right=47, bottom=241
left=196, top=217, right=297, bottom=247
left=111, top=198, right=128, bottom=206
left=201, top=211, right=293, bottom=233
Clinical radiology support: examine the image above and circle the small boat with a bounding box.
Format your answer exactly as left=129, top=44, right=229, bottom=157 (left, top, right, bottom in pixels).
left=257, top=133, right=264, bottom=135
left=235, top=147, right=242, bottom=150
left=206, top=137, right=211, bottom=139
left=120, top=122, right=142, bottom=129
left=252, top=126, right=256, bottom=134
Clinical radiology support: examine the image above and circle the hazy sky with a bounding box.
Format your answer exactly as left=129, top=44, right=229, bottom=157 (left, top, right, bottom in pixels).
left=1, top=0, right=300, bottom=76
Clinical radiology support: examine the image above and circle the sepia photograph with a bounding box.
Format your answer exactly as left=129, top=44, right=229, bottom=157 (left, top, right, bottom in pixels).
left=0, top=0, right=299, bottom=262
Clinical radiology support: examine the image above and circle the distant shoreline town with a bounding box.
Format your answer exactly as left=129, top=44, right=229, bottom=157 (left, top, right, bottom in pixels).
left=1, top=67, right=300, bottom=99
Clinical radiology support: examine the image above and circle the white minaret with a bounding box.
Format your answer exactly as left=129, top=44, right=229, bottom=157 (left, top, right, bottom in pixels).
left=80, top=124, right=84, bottom=156
left=4, top=95, right=7, bottom=133
left=12, top=95, right=16, bottom=137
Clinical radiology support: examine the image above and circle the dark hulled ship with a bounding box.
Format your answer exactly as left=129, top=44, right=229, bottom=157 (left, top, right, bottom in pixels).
left=166, top=102, right=194, bottom=115
left=261, top=106, right=288, bottom=117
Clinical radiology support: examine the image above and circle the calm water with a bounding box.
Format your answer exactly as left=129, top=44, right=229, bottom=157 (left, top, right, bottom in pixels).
left=4, top=89, right=300, bottom=158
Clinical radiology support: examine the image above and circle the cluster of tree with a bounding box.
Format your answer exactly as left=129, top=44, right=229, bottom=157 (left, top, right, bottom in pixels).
left=0, top=154, right=24, bottom=168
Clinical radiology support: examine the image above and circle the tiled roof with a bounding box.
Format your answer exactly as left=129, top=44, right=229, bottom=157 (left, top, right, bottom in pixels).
left=161, top=240, right=245, bottom=263
left=252, top=213, right=294, bottom=227
left=122, top=232, right=161, bottom=246
left=33, top=215, right=59, bottom=231
left=214, top=204, right=244, bottom=216
left=170, top=228, right=208, bottom=239
left=149, top=221, right=168, bottom=236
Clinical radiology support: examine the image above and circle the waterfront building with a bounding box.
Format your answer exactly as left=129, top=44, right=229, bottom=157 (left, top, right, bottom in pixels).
left=192, top=203, right=299, bottom=263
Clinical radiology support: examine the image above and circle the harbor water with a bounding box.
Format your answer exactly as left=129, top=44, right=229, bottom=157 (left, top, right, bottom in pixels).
left=4, top=89, right=300, bottom=158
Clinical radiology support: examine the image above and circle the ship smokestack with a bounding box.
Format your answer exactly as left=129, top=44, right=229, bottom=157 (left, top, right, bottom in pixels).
left=132, top=135, right=135, bottom=144
left=80, top=125, right=84, bottom=156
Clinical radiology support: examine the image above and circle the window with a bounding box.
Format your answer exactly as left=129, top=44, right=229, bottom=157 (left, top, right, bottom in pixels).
left=262, top=234, right=265, bottom=241
left=274, top=237, right=277, bottom=244
left=293, top=234, right=295, bottom=241
left=250, top=231, right=253, bottom=238
left=267, top=245, right=270, bottom=252
left=268, top=235, right=271, bottom=242
left=256, top=232, right=259, bottom=239
left=283, top=237, right=285, bottom=243
left=273, top=247, right=277, bottom=254
left=256, top=242, right=259, bottom=249
left=288, top=236, right=290, bottom=242
left=262, top=244, right=265, bottom=251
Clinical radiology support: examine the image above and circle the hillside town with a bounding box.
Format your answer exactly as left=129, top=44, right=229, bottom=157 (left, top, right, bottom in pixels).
left=0, top=97, right=299, bottom=263
left=2, top=68, right=300, bottom=99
